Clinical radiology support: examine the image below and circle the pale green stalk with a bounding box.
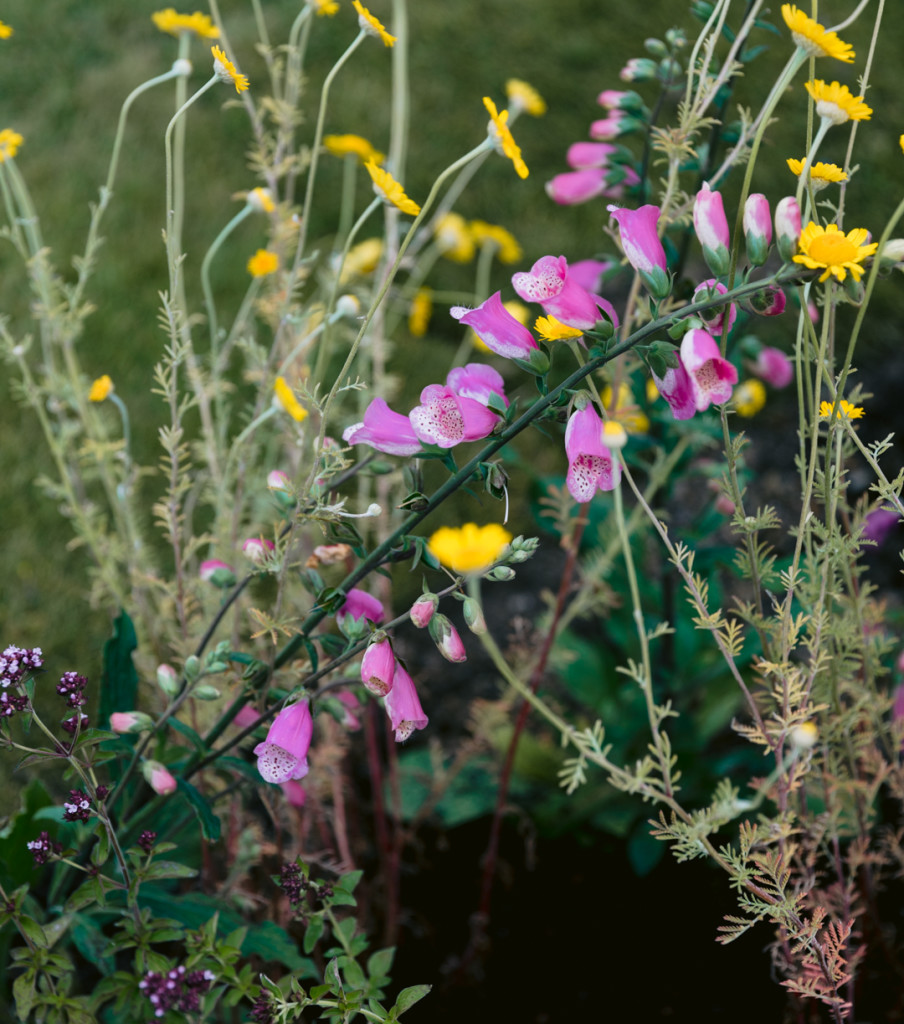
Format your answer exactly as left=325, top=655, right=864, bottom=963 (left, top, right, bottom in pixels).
left=201, top=203, right=255, bottom=348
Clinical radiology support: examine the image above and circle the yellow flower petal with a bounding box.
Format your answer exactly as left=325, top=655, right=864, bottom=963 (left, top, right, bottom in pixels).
left=793, top=222, right=877, bottom=283
left=534, top=315, right=582, bottom=342
left=427, top=523, right=512, bottom=573
left=274, top=377, right=308, bottom=422
left=505, top=78, right=546, bottom=117
left=365, top=159, right=420, bottom=216
left=89, top=375, right=114, bottom=402
left=323, top=133, right=384, bottom=165
left=483, top=97, right=529, bottom=179
left=247, top=249, right=280, bottom=277
left=351, top=0, right=395, bottom=46
left=0, top=128, right=23, bottom=162
left=804, top=79, right=872, bottom=126
left=819, top=399, right=863, bottom=420
left=734, top=379, right=767, bottom=418
left=0, top=21, right=13, bottom=39
left=211, top=44, right=249, bottom=93
left=781, top=4, right=854, bottom=62
left=152, top=8, right=220, bottom=38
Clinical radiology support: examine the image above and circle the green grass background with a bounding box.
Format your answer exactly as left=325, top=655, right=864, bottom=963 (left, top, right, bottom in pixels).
left=0, top=0, right=901, bottom=678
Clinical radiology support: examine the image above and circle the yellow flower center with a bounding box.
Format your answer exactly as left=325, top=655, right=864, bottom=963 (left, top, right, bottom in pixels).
left=807, top=231, right=858, bottom=267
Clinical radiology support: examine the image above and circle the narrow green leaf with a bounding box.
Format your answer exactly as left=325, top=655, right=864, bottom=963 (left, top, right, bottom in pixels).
left=98, top=611, right=140, bottom=730
left=176, top=778, right=222, bottom=842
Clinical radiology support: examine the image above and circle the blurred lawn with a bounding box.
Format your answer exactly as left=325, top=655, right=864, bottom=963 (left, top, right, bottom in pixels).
left=0, top=0, right=902, bottom=676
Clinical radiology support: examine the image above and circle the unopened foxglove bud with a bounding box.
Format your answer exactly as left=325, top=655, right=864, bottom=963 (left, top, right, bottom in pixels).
left=156, top=664, right=180, bottom=696
left=142, top=760, right=177, bottom=796
left=410, top=593, right=438, bottom=628
left=110, top=711, right=154, bottom=734
left=199, top=559, right=237, bottom=589
left=193, top=685, right=221, bottom=701
left=428, top=614, right=467, bottom=663
left=693, top=183, right=730, bottom=276
left=462, top=597, right=487, bottom=635
left=485, top=565, right=516, bottom=582
left=242, top=537, right=275, bottom=565
left=184, top=656, right=201, bottom=681
left=743, top=193, right=772, bottom=267
left=774, top=196, right=802, bottom=262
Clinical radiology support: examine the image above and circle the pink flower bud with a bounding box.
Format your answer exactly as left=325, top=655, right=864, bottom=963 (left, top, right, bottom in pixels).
left=199, top=559, right=236, bottom=588
left=361, top=637, right=395, bottom=695
left=337, top=689, right=362, bottom=731
left=143, top=760, right=177, bottom=795
left=267, top=470, right=291, bottom=491
left=281, top=780, right=307, bottom=807
left=608, top=204, right=670, bottom=299
left=234, top=704, right=263, bottom=730
left=110, top=711, right=153, bottom=734
left=156, top=663, right=180, bottom=696
left=338, top=588, right=385, bottom=626
left=597, top=89, right=644, bottom=112
left=774, top=196, right=802, bottom=262
left=693, top=182, right=731, bottom=276
left=242, top=537, right=275, bottom=565
left=410, top=593, right=438, bottom=628
left=428, top=614, right=468, bottom=663
left=743, top=193, right=772, bottom=266
left=752, top=346, right=793, bottom=389
left=742, top=285, right=787, bottom=317
left=546, top=168, right=609, bottom=206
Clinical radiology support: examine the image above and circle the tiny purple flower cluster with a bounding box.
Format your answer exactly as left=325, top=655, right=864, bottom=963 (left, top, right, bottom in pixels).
left=0, top=644, right=43, bottom=719
left=57, top=671, right=88, bottom=709
left=278, top=862, right=332, bottom=910
left=250, top=992, right=277, bottom=1024
left=138, top=830, right=157, bottom=852
left=26, top=831, right=62, bottom=866
left=138, top=965, right=216, bottom=1018
left=62, top=790, right=93, bottom=823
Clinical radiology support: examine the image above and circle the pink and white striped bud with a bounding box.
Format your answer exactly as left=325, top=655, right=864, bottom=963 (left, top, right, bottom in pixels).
left=693, top=182, right=731, bottom=276
left=597, top=89, right=644, bottom=112
left=156, top=663, right=180, bottom=696
left=428, top=614, right=467, bottom=663
left=774, top=196, right=802, bottom=262
left=743, top=193, right=772, bottom=267
left=242, top=537, right=275, bottom=565
left=752, top=347, right=794, bottom=389
left=410, top=593, right=438, bottom=629
left=361, top=637, right=395, bottom=696
left=110, top=711, right=154, bottom=734
left=267, top=470, right=291, bottom=491
left=142, top=760, right=177, bottom=796
left=608, top=204, right=670, bottom=299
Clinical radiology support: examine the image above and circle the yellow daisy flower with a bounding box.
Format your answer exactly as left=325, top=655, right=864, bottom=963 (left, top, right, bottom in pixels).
left=786, top=158, right=847, bottom=190
left=0, top=21, right=13, bottom=39
left=323, top=133, right=384, bottom=165
left=470, top=220, right=522, bottom=264
left=793, top=222, right=877, bottom=283
left=211, top=44, right=249, bottom=93
left=505, top=78, right=546, bottom=117
left=365, top=159, right=420, bottom=216
left=408, top=287, right=432, bottom=337
left=483, top=97, right=529, bottom=180
left=427, top=523, right=512, bottom=573
left=351, top=0, right=396, bottom=47
left=535, top=315, right=582, bottom=342
left=310, top=0, right=340, bottom=14
left=781, top=4, right=854, bottom=63
left=274, top=377, right=308, bottom=422
left=0, top=129, right=23, bottom=162
left=342, top=237, right=383, bottom=279
left=733, top=379, right=767, bottom=418
left=434, top=213, right=476, bottom=263
left=247, top=250, right=279, bottom=277
left=246, top=187, right=275, bottom=214
left=152, top=8, right=219, bottom=38
left=89, top=375, right=114, bottom=402
left=804, top=80, right=872, bottom=126
left=819, top=399, right=864, bottom=420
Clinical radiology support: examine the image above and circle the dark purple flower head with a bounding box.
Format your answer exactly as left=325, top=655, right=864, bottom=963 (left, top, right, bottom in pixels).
left=0, top=645, right=43, bottom=688
left=27, top=831, right=62, bottom=866
left=0, top=691, right=28, bottom=718
left=138, top=830, right=157, bottom=853
left=62, top=712, right=89, bottom=735
left=139, top=966, right=215, bottom=1017
left=62, top=790, right=92, bottom=823
left=250, top=992, right=277, bottom=1024
left=57, top=672, right=88, bottom=708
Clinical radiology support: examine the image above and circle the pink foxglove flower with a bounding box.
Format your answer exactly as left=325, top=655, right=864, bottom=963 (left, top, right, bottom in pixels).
left=512, top=255, right=618, bottom=330
left=861, top=507, right=899, bottom=546
left=775, top=196, right=802, bottom=261
left=608, top=204, right=670, bottom=298
left=428, top=614, right=467, bottom=663
left=564, top=404, right=621, bottom=501
left=384, top=662, right=428, bottom=741
left=253, top=701, right=314, bottom=784
left=567, top=141, right=617, bottom=168
left=281, top=780, right=306, bottom=807
left=450, top=291, right=538, bottom=360
left=110, top=711, right=153, bottom=734
left=143, top=760, right=177, bottom=796
left=752, top=346, right=793, bottom=389
left=693, top=182, right=731, bottom=276
left=546, top=168, right=610, bottom=205
left=680, top=328, right=738, bottom=411
left=569, top=259, right=614, bottom=293
left=590, top=112, right=640, bottom=140
left=693, top=279, right=737, bottom=337
left=743, top=193, right=772, bottom=267
left=336, top=689, right=362, bottom=731
left=337, top=588, right=385, bottom=626
left=409, top=385, right=498, bottom=448
left=410, top=593, right=438, bottom=628
left=234, top=704, right=263, bottom=730
left=620, top=58, right=658, bottom=82
left=446, top=363, right=508, bottom=409
left=361, top=637, right=395, bottom=695
left=651, top=360, right=697, bottom=421
left=343, top=397, right=422, bottom=456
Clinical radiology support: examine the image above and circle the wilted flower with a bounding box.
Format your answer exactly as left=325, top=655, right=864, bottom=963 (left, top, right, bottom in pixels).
left=693, top=279, right=736, bottom=337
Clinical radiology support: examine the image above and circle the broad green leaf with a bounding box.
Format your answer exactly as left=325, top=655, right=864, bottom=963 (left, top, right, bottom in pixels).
left=175, top=778, right=222, bottom=842
left=392, top=984, right=432, bottom=1015
left=98, top=611, right=139, bottom=730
